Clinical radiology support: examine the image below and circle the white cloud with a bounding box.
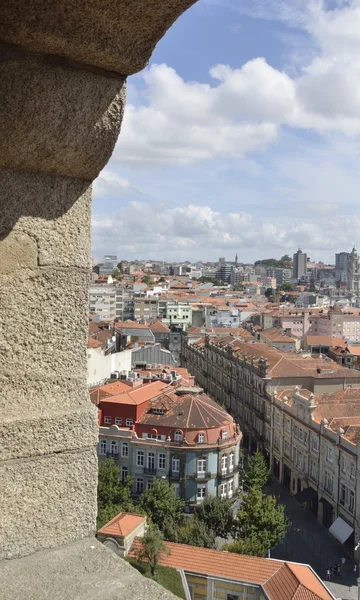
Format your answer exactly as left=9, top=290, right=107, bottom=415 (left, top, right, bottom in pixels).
left=92, top=200, right=360, bottom=262
left=93, top=171, right=130, bottom=197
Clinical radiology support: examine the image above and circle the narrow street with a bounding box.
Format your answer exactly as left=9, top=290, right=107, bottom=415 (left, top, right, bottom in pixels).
left=267, top=480, right=359, bottom=600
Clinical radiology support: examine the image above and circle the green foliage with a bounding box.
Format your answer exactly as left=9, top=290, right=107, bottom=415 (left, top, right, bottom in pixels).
left=280, top=255, right=292, bottom=264
left=280, top=282, right=295, bottom=292
left=138, top=479, right=185, bottom=532
left=196, top=276, right=225, bottom=286
left=142, top=275, right=154, bottom=286
left=264, top=287, right=274, bottom=299
left=223, top=534, right=269, bottom=557
left=135, top=527, right=170, bottom=576
left=242, top=451, right=269, bottom=491
left=168, top=516, right=216, bottom=548
left=97, top=459, right=134, bottom=511
left=127, top=561, right=186, bottom=599
left=233, top=283, right=245, bottom=291
left=255, top=257, right=291, bottom=268
left=234, top=488, right=290, bottom=553
left=112, top=268, right=121, bottom=278
left=195, top=496, right=234, bottom=538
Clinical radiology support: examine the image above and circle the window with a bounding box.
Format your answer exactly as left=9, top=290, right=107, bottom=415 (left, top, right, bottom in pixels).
left=222, top=430, right=228, bottom=440
left=275, top=411, right=280, bottom=426
left=126, top=418, right=133, bottom=427
left=197, top=484, right=206, bottom=502
left=326, top=446, right=334, bottom=463
left=198, top=433, right=205, bottom=443
left=137, top=450, right=144, bottom=467
left=340, top=483, right=347, bottom=506
left=274, top=431, right=280, bottom=449
left=284, top=440, right=290, bottom=458
left=121, top=466, right=128, bottom=483
left=115, top=417, right=122, bottom=426
left=110, top=441, right=118, bottom=456
left=158, top=453, right=166, bottom=470
left=286, top=419, right=291, bottom=433
left=310, top=460, right=318, bottom=482
left=341, top=455, right=347, bottom=474
left=104, top=416, right=111, bottom=425
left=174, top=430, right=183, bottom=442
left=172, top=456, right=180, bottom=473
left=227, top=595, right=239, bottom=600
left=136, top=478, right=144, bottom=493
left=172, top=483, right=180, bottom=498
left=121, top=442, right=129, bottom=458
left=99, top=440, right=106, bottom=455
left=197, top=457, right=207, bottom=477
left=351, top=463, right=356, bottom=480
left=265, top=424, right=270, bottom=442
left=324, top=470, right=333, bottom=494
left=228, top=479, right=234, bottom=498
left=147, top=478, right=153, bottom=490
left=220, top=482, right=226, bottom=499
left=221, top=455, right=228, bottom=474
left=148, top=452, right=155, bottom=470
left=312, top=436, right=319, bottom=453
left=266, top=404, right=271, bottom=419
left=349, top=491, right=355, bottom=512
left=229, top=453, right=234, bottom=472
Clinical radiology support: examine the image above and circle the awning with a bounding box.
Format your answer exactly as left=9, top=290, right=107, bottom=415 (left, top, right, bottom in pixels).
left=329, top=517, right=354, bottom=544
left=294, top=487, right=318, bottom=504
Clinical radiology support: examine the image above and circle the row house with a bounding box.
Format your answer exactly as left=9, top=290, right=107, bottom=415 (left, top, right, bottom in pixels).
left=96, top=370, right=242, bottom=506
left=181, top=333, right=360, bottom=550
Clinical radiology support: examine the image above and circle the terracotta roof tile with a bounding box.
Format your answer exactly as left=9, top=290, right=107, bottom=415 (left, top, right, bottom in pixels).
left=98, top=512, right=145, bottom=538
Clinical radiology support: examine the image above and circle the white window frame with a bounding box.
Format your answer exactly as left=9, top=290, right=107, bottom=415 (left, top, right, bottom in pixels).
left=351, top=462, right=356, bottom=480
left=312, top=436, right=319, bottom=453
left=148, top=452, right=155, bottom=470
left=115, top=417, right=122, bottom=426
left=228, top=479, right=234, bottom=499
left=197, top=457, right=207, bottom=477
left=198, top=433, right=205, bottom=443
left=126, top=418, right=133, bottom=427
left=222, top=430, right=228, bottom=440
left=158, top=453, right=166, bottom=470
left=99, top=440, right=107, bottom=455
left=196, top=484, right=206, bottom=502
left=174, top=430, right=183, bottom=442
left=121, top=442, right=129, bottom=458
left=220, top=482, right=226, bottom=499
left=136, top=477, right=144, bottom=493
left=110, top=441, right=118, bottom=455
left=172, top=456, right=180, bottom=473
left=104, top=416, right=111, bottom=425
left=326, top=446, right=334, bottom=463
left=275, top=411, right=280, bottom=426
left=221, top=454, right=228, bottom=475
left=121, top=466, right=128, bottom=483
left=137, top=450, right=144, bottom=467
left=229, top=452, right=234, bottom=472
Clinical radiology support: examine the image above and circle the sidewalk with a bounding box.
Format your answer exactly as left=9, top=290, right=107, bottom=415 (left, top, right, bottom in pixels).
left=266, top=480, right=359, bottom=600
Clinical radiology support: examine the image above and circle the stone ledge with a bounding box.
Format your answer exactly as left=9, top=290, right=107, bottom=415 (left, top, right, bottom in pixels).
left=1, top=537, right=179, bottom=600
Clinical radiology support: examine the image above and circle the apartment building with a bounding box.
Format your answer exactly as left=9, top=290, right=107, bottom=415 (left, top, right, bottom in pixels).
left=182, top=334, right=360, bottom=548
left=258, top=327, right=301, bottom=352
left=96, top=372, right=241, bottom=505
left=89, top=284, right=126, bottom=321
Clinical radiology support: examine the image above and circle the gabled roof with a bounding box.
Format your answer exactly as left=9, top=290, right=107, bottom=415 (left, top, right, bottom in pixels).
left=149, top=320, right=170, bottom=333
left=129, top=540, right=334, bottom=600
left=100, top=380, right=169, bottom=406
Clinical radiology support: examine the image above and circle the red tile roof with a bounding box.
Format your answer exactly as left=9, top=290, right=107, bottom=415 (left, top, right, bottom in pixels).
left=97, top=513, right=145, bottom=538
left=149, top=320, right=171, bottom=333
left=100, top=380, right=170, bottom=406
left=129, top=540, right=334, bottom=600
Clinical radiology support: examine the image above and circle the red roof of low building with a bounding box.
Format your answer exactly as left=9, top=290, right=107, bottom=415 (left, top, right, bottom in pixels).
left=129, top=540, right=333, bottom=600
left=98, top=513, right=145, bottom=538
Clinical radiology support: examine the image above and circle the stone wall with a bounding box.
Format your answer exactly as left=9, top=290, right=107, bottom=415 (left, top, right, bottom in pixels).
left=0, top=0, right=197, bottom=575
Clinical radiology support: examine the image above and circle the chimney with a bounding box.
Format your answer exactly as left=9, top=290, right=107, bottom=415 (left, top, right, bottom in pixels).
left=188, top=375, right=195, bottom=386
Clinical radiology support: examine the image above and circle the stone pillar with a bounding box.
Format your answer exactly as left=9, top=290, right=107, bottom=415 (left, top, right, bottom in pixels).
left=0, top=0, right=197, bottom=563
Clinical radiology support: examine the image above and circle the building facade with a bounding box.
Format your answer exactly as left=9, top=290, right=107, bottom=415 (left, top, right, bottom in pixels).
left=293, top=249, right=307, bottom=280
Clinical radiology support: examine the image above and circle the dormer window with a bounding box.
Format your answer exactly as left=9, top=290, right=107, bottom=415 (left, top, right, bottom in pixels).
left=198, top=433, right=205, bottom=443
left=221, top=430, right=228, bottom=440
left=174, top=430, right=183, bottom=442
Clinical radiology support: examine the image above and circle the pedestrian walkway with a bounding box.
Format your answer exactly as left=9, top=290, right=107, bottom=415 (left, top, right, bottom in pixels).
left=266, top=480, right=359, bottom=600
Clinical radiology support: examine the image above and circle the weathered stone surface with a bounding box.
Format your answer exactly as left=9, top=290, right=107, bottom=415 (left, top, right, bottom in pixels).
left=0, top=0, right=198, bottom=75
left=0, top=173, right=91, bottom=268
left=0, top=405, right=98, bottom=461
left=0, top=231, right=38, bottom=274
left=1, top=450, right=98, bottom=559
left=0, top=46, right=126, bottom=179
left=1, top=538, right=179, bottom=600
left=0, top=268, right=89, bottom=395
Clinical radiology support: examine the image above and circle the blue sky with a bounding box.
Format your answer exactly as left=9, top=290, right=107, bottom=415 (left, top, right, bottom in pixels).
left=92, top=0, right=360, bottom=264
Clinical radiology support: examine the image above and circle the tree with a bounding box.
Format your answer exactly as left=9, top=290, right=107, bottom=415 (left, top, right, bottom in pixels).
left=264, top=287, right=274, bottom=299
left=169, top=516, right=216, bottom=548
left=138, top=479, right=185, bottom=532
left=112, top=267, right=121, bottom=278
left=280, top=282, right=294, bottom=292
left=195, top=496, right=234, bottom=539
left=97, top=458, right=134, bottom=511
left=142, top=275, right=154, bottom=286
left=223, top=534, right=268, bottom=557
left=136, top=527, right=170, bottom=577
left=233, top=283, right=245, bottom=292
left=280, top=255, right=292, bottom=264
left=234, top=488, right=290, bottom=552
left=242, top=451, right=269, bottom=491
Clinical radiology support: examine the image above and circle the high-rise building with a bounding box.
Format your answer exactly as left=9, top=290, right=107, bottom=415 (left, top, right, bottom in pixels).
left=235, top=253, right=238, bottom=267
left=347, top=247, right=360, bottom=299
left=292, top=249, right=307, bottom=280
left=335, top=252, right=350, bottom=283
left=98, top=255, right=118, bottom=275
left=216, top=263, right=233, bottom=283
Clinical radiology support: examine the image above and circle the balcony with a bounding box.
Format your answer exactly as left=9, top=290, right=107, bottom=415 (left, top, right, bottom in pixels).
left=169, top=470, right=181, bottom=479
left=218, top=468, right=235, bottom=479
left=144, top=467, right=157, bottom=475
left=106, top=452, right=119, bottom=460
left=188, top=471, right=212, bottom=481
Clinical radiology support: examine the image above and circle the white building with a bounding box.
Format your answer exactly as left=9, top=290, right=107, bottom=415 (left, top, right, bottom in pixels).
left=87, top=347, right=132, bottom=387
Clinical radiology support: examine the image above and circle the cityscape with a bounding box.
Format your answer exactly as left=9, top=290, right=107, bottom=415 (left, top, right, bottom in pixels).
left=88, top=246, right=360, bottom=599
left=4, top=1, right=360, bottom=600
